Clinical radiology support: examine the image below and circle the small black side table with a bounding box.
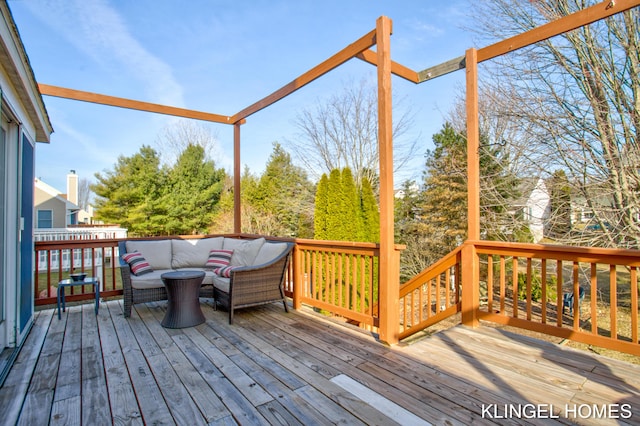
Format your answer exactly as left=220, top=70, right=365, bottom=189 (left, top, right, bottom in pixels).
left=57, top=277, right=100, bottom=320
left=160, top=270, right=206, bottom=328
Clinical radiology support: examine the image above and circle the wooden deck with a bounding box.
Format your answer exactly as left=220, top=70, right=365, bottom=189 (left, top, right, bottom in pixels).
left=1, top=299, right=639, bottom=426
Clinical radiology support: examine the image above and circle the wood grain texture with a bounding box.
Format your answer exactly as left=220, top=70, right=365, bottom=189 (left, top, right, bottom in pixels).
left=38, top=83, right=232, bottom=124
left=2, top=300, right=639, bottom=425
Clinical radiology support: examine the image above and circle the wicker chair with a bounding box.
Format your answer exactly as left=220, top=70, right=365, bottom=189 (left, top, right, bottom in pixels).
left=214, top=242, right=293, bottom=324
left=118, top=240, right=215, bottom=318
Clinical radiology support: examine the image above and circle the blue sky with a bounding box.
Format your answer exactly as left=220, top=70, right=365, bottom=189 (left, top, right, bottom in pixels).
left=9, top=0, right=475, bottom=193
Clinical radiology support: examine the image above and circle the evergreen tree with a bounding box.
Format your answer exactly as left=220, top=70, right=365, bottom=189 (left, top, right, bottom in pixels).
left=326, top=169, right=344, bottom=240
left=314, top=167, right=374, bottom=242
left=548, top=169, right=572, bottom=238
left=394, top=179, right=430, bottom=281
left=340, top=168, right=361, bottom=241
left=92, top=144, right=227, bottom=236
left=402, top=121, right=521, bottom=274
left=418, top=122, right=468, bottom=261
left=314, top=174, right=329, bottom=240
left=251, top=143, right=314, bottom=237
left=162, top=144, right=225, bottom=235
left=92, top=145, right=166, bottom=236
left=360, top=176, right=379, bottom=243
left=209, top=167, right=258, bottom=234
left=394, top=179, right=420, bottom=242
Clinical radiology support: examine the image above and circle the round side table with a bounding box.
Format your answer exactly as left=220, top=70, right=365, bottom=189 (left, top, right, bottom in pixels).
left=160, top=270, right=206, bottom=328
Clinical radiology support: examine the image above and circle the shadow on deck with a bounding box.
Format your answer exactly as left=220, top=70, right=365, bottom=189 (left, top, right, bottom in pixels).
left=1, top=299, right=639, bottom=425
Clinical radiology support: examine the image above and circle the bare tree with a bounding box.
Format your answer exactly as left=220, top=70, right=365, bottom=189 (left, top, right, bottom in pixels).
left=77, top=177, right=92, bottom=211
left=466, top=0, right=640, bottom=248
left=289, top=77, right=419, bottom=188
left=154, top=120, right=222, bottom=167
left=446, top=90, right=534, bottom=242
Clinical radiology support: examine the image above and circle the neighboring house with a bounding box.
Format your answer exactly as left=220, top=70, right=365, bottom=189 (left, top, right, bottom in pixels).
left=0, top=2, right=53, bottom=384
left=570, top=187, right=620, bottom=228
left=34, top=170, right=95, bottom=228
left=35, top=176, right=80, bottom=228
left=34, top=171, right=127, bottom=273
left=512, top=177, right=551, bottom=243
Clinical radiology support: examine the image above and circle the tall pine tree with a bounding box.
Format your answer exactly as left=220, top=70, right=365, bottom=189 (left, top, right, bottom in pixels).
left=360, top=176, right=379, bottom=243
left=251, top=143, right=314, bottom=237
left=92, top=145, right=167, bottom=236
left=340, top=168, right=362, bottom=241
left=313, top=167, right=377, bottom=242
left=325, top=169, right=344, bottom=240
left=314, top=174, right=329, bottom=240
left=418, top=122, right=468, bottom=260
left=162, top=144, right=225, bottom=235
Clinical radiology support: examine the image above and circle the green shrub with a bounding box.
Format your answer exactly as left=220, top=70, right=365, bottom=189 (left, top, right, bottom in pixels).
left=517, top=272, right=557, bottom=302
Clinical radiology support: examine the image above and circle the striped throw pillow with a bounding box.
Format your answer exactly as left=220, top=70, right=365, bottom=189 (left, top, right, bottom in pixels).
left=215, top=265, right=238, bottom=278
left=122, top=251, right=153, bottom=276
left=205, top=249, right=234, bottom=269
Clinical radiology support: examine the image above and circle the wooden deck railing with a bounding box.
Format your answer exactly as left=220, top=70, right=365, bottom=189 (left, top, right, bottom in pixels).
left=34, top=238, right=122, bottom=306
left=34, top=237, right=640, bottom=355
left=292, top=239, right=384, bottom=328
left=398, top=246, right=462, bottom=340
left=469, top=240, right=640, bottom=356
left=34, top=236, right=388, bottom=331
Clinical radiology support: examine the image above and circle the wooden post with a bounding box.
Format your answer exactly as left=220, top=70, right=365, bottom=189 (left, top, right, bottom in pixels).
left=461, top=241, right=479, bottom=327
left=463, top=47, right=480, bottom=327
left=466, top=47, right=480, bottom=241
left=233, top=122, right=242, bottom=233
left=292, top=245, right=302, bottom=310
left=376, top=16, right=399, bottom=345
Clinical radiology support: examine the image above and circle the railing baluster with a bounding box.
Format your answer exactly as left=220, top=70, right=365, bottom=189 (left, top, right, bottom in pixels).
left=556, top=260, right=563, bottom=327
left=427, top=276, right=432, bottom=318
left=590, top=263, right=598, bottom=334
left=500, top=255, right=506, bottom=314
left=487, top=255, right=493, bottom=313
left=631, top=267, right=638, bottom=344
left=512, top=256, right=519, bottom=319
left=526, top=258, right=532, bottom=321
left=572, top=261, right=580, bottom=330
left=610, top=265, right=617, bottom=339
left=541, top=258, right=547, bottom=323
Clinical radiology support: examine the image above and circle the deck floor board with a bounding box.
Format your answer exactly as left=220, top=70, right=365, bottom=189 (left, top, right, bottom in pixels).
left=1, top=299, right=638, bottom=425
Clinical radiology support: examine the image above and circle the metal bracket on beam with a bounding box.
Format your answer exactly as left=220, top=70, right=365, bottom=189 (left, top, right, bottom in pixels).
left=417, top=55, right=466, bottom=82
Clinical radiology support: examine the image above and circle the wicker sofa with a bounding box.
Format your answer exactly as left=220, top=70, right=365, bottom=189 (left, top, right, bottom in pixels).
left=118, top=236, right=293, bottom=323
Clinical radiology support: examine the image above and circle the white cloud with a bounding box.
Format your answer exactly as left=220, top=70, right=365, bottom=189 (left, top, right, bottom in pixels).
left=24, top=0, right=184, bottom=107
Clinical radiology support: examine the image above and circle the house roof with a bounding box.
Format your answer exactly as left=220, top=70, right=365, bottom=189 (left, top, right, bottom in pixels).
left=512, top=177, right=546, bottom=207
left=35, top=178, right=79, bottom=211
left=0, top=2, right=52, bottom=142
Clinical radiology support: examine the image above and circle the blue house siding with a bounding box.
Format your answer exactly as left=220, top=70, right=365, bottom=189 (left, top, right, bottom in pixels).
left=19, top=134, right=34, bottom=332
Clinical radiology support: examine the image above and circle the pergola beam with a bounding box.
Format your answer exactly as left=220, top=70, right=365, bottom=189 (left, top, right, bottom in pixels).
left=356, top=49, right=419, bottom=83
left=230, top=28, right=378, bottom=123
left=408, top=0, right=640, bottom=84
left=417, top=55, right=465, bottom=82
left=38, top=83, right=233, bottom=124
left=477, top=0, right=640, bottom=62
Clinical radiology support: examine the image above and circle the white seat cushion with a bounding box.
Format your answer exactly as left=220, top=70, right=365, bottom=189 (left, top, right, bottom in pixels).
left=212, top=275, right=230, bottom=293
left=130, top=268, right=216, bottom=289
left=130, top=269, right=169, bottom=289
